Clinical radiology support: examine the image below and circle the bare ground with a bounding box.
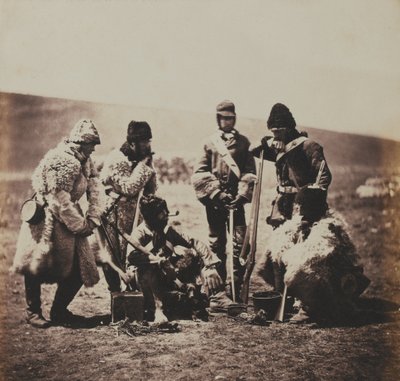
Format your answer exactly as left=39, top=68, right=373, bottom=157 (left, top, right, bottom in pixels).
left=1, top=176, right=399, bottom=381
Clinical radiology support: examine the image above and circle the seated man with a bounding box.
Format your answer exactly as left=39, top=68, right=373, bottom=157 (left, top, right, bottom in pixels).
left=258, top=186, right=370, bottom=325
left=126, top=195, right=227, bottom=323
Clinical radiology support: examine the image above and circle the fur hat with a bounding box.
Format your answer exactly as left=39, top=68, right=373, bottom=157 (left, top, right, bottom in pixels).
left=216, top=100, right=236, bottom=117
left=267, top=103, right=296, bottom=130
left=69, top=119, right=101, bottom=144
left=140, top=195, right=169, bottom=222
left=127, top=121, right=152, bottom=144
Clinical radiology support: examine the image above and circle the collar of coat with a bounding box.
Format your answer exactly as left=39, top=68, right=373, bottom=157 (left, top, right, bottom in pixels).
left=276, top=136, right=309, bottom=162
left=217, top=128, right=238, bottom=141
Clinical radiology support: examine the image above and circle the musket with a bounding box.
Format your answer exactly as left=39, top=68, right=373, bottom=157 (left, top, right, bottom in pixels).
left=228, top=208, right=236, bottom=303
left=239, top=150, right=264, bottom=304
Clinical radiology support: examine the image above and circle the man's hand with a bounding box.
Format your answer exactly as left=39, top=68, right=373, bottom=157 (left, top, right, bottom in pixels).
left=78, top=218, right=97, bottom=237
left=204, top=267, right=223, bottom=291
left=214, top=191, right=234, bottom=207
left=141, top=155, right=153, bottom=166
left=271, top=139, right=285, bottom=152
left=229, top=195, right=247, bottom=209
left=121, top=267, right=136, bottom=284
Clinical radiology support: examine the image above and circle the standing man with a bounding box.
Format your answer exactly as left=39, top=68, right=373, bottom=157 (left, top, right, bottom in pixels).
left=13, top=119, right=105, bottom=327
left=192, top=100, right=256, bottom=308
left=100, top=121, right=157, bottom=292
left=252, top=103, right=332, bottom=229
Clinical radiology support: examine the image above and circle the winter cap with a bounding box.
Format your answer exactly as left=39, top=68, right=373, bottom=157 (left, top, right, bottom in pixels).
left=127, top=121, right=152, bottom=144
left=69, top=119, right=101, bottom=145
left=216, top=100, right=236, bottom=117
left=267, top=103, right=296, bottom=130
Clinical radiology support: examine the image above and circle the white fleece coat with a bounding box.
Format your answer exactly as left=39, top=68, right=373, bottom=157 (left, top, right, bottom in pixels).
left=12, top=141, right=106, bottom=286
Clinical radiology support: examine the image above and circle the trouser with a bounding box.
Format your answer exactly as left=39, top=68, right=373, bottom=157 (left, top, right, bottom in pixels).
left=25, top=256, right=83, bottom=315
left=205, top=203, right=247, bottom=298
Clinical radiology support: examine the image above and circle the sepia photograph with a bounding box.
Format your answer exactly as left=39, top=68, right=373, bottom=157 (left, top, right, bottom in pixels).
left=0, top=1, right=399, bottom=380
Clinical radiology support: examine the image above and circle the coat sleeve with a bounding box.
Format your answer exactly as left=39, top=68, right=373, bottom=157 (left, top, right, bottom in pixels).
left=191, top=142, right=221, bottom=201
left=109, top=159, right=156, bottom=197
left=44, top=155, right=89, bottom=234
left=251, top=138, right=278, bottom=162
left=47, top=191, right=89, bottom=234
left=304, top=141, right=332, bottom=190
left=177, top=230, right=221, bottom=269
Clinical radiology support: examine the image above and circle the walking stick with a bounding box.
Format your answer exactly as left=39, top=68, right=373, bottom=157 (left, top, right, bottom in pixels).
left=228, top=208, right=236, bottom=303
left=239, top=151, right=264, bottom=304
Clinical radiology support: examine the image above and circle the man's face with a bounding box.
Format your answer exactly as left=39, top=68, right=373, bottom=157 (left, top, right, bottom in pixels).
left=132, top=139, right=152, bottom=156
left=219, top=116, right=236, bottom=132
left=79, top=142, right=96, bottom=158
left=271, top=128, right=289, bottom=143
left=155, top=208, right=169, bottom=229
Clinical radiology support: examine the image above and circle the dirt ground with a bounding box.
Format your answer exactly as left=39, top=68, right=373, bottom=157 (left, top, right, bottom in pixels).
left=1, top=172, right=399, bottom=381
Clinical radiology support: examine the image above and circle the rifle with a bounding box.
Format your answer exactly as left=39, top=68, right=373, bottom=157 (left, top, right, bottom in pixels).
left=239, top=151, right=264, bottom=304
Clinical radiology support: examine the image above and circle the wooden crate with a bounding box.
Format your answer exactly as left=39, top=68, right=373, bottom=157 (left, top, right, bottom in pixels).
left=111, top=291, right=144, bottom=323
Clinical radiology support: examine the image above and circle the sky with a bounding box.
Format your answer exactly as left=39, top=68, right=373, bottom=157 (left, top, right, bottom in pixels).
left=1, top=0, right=399, bottom=140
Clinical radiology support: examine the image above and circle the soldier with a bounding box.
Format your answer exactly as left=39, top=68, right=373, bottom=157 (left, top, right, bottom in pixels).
left=252, top=103, right=332, bottom=228
left=126, top=195, right=223, bottom=322
left=12, top=119, right=105, bottom=328
left=191, top=100, right=256, bottom=309
left=99, top=121, right=157, bottom=292
left=252, top=103, right=332, bottom=323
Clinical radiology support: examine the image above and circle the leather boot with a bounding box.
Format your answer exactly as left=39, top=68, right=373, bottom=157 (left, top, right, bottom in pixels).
left=25, top=275, right=50, bottom=328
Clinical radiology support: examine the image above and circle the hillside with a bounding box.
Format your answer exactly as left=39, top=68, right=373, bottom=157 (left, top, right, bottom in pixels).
left=1, top=92, right=399, bottom=172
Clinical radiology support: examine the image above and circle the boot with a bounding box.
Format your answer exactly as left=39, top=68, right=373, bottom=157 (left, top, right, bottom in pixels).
left=208, top=290, right=233, bottom=313
left=24, top=275, right=50, bottom=328
left=26, top=311, right=51, bottom=329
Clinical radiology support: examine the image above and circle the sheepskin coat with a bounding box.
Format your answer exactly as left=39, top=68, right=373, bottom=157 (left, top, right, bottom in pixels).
left=260, top=211, right=369, bottom=321
left=12, top=141, right=106, bottom=286
left=99, top=147, right=157, bottom=268
left=191, top=129, right=256, bottom=202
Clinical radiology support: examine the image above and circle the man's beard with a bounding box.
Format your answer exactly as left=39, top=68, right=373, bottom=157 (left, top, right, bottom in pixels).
left=135, top=145, right=152, bottom=160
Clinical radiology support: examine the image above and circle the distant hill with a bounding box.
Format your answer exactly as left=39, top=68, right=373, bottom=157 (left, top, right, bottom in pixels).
left=1, top=92, right=399, bottom=172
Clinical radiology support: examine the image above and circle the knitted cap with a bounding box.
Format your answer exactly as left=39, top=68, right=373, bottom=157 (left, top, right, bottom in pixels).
left=267, top=103, right=296, bottom=130
left=216, top=100, right=236, bottom=117
left=127, top=121, right=152, bottom=144
left=69, top=119, right=100, bottom=144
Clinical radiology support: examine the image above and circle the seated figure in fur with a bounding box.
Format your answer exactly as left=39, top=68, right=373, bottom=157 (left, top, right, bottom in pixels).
left=126, top=195, right=226, bottom=323
left=258, top=187, right=370, bottom=325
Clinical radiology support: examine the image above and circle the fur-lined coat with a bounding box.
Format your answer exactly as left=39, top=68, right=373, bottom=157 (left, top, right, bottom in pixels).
left=259, top=211, right=370, bottom=322
left=12, top=141, right=106, bottom=286
left=99, top=145, right=157, bottom=267
left=191, top=129, right=256, bottom=203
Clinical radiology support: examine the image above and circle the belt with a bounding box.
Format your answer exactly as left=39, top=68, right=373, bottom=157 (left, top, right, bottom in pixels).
left=277, top=185, right=298, bottom=194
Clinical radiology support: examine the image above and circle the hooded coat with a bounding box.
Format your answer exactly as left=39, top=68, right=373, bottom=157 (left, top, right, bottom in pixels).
left=12, top=141, right=106, bottom=287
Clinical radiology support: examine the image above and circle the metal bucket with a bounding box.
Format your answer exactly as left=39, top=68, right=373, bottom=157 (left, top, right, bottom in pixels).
left=252, top=291, right=282, bottom=320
